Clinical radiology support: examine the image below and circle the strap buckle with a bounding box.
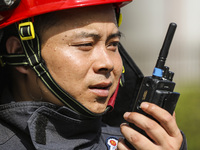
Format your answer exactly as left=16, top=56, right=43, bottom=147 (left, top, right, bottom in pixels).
left=18, top=21, right=35, bottom=40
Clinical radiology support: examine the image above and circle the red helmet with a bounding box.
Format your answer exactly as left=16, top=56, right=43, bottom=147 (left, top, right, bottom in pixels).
left=0, top=0, right=132, bottom=29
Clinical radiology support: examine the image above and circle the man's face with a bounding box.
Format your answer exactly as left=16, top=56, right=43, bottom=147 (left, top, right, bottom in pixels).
left=40, top=5, right=122, bottom=113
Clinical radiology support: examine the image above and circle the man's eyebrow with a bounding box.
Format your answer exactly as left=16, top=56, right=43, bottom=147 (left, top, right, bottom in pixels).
left=76, top=31, right=101, bottom=40
left=106, top=31, right=122, bottom=42
left=75, top=31, right=121, bottom=41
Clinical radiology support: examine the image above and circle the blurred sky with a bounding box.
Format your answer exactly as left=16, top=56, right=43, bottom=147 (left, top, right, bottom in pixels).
left=119, top=0, right=200, bottom=84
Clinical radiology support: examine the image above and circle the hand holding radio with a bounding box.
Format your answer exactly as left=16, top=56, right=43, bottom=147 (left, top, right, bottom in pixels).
left=129, top=23, right=179, bottom=138
left=120, top=23, right=183, bottom=150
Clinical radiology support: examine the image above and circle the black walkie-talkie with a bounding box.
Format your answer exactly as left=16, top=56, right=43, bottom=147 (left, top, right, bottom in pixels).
left=127, top=23, right=180, bottom=147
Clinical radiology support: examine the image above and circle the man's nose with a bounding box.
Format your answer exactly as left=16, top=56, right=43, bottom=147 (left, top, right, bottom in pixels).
left=92, top=47, right=114, bottom=74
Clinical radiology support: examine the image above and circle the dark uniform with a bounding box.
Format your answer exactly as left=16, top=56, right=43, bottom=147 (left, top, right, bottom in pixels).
left=0, top=88, right=187, bottom=150
left=0, top=89, right=123, bottom=150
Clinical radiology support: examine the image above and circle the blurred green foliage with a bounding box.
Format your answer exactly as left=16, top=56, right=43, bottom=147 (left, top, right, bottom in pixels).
left=176, top=83, right=200, bottom=150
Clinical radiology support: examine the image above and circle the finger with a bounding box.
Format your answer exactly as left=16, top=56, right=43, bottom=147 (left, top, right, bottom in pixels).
left=123, top=111, right=168, bottom=145
left=140, top=102, right=180, bottom=137
left=120, top=122, right=157, bottom=150
left=173, top=111, right=176, bottom=119
left=117, top=138, right=131, bottom=150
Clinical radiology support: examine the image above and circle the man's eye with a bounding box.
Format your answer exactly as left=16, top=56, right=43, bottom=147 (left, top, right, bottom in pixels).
left=108, top=42, right=119, bottom=47
left=112, top=42, right=119, bottom=46
left=75, top=43, right=93, bottom=47
left=107, top=42, right=119, bottom=51
left=72, top=43, right=93, bottom=51
left=78, top=43, right=92, bottom=46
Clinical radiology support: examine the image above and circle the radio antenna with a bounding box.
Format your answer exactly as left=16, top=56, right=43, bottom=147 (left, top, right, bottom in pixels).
left=153, top=23, right=177, bottom=78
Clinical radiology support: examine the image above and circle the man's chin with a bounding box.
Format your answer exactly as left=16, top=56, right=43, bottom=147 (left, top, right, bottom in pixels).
left=86, top=103, right=107, bottom=114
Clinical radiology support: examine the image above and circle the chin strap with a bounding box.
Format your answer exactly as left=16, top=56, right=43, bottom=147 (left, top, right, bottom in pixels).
left=107, top=80, right=120, bottom=111
left=0, top=21, right=119, bottom=118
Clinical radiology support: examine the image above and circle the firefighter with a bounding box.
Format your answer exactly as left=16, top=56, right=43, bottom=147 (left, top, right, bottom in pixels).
left=0, top=0, right=186, bottom=149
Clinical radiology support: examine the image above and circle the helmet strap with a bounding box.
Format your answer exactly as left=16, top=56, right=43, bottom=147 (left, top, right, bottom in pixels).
left=115, top=8, right=122, bottom=27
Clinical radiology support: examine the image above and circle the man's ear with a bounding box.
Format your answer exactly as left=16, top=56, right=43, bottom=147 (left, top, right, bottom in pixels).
left=6, top=36, right=23, bottom=54
left=6, top=36, right=28, bottom=74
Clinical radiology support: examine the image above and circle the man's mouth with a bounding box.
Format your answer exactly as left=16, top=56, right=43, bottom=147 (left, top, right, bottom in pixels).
left=89, top=83, right=112, bottom=97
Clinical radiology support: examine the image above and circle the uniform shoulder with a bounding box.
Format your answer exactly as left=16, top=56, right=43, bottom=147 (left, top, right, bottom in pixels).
left=0, top=120, right=15, bottom=145
left=0, top=120, right=35, bottom=149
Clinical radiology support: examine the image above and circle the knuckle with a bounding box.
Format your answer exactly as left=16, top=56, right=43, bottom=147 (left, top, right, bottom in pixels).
left=161, top=113, right=173, bottom=124
left=144, top=120, right=158, bottom=131
left=129, top=134, right=140, bottom=144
